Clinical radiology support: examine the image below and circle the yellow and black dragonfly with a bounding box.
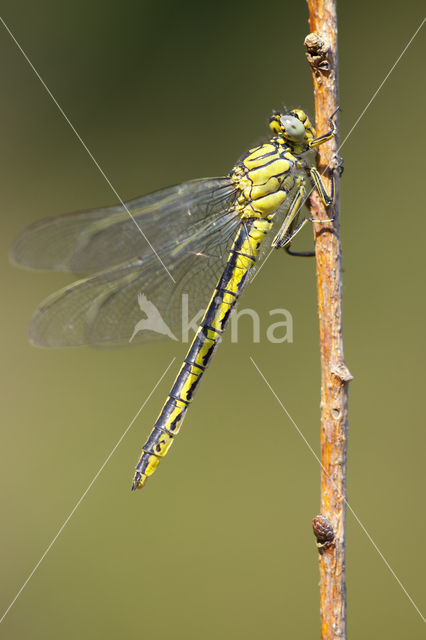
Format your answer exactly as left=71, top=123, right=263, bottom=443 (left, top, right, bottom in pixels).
left=11, top=108, right=337, bottom=490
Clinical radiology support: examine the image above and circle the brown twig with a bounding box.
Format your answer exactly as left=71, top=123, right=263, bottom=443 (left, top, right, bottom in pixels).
left=304, top=2, right=352, bottom=639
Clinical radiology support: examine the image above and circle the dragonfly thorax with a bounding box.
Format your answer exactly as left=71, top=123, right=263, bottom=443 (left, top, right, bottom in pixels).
left=231, top=139, right=300, bottom=220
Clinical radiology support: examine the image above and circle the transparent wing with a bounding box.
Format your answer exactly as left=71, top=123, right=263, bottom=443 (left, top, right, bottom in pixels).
left=11, top=178, right=236, bottom=274
left=22, top=178, right=245, bottom=347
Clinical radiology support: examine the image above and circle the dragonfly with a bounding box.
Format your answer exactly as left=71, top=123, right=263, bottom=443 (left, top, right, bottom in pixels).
left=11, top=108, right=338, bottom=490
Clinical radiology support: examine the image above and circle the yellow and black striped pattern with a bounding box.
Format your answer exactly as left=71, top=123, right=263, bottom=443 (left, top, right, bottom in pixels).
left=132, top=108, right=337, bottom=489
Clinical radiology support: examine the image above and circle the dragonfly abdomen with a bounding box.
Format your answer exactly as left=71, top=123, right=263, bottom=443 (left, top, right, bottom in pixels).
left=132, top=218, right=272, bottom=490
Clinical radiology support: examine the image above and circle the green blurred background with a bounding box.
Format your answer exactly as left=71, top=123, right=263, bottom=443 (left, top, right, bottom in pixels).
left=1, top=1, right=425, bottom=638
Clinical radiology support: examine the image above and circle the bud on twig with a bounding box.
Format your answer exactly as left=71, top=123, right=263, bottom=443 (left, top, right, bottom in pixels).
left=312, top=514, right=335, bottom=551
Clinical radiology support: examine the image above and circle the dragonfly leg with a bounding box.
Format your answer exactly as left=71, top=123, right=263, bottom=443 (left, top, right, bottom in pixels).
left=308, top=107, right=339, bottom=149
left=285, top=244, right=315, bottom=257
left=274, top=163, right=338, bottom=257
left=306, top=108, right=340, bottom=216
left=273, top=185, right=316, bottom=256
left=310, top=166, right=335, bottom=206
left=272, top=185, right=306, bottom=249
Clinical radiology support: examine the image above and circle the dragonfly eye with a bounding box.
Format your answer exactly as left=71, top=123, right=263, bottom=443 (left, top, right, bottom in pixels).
left=279, top=115, right=306, bottom=141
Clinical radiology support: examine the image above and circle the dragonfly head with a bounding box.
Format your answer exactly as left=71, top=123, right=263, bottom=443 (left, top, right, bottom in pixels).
left=269, top=109, right=316, bottom=147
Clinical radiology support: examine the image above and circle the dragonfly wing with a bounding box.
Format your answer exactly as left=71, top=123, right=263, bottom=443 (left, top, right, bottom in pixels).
left=28, top=208, right=243, bottom=347
left=11, top=178, right=236, bottom=274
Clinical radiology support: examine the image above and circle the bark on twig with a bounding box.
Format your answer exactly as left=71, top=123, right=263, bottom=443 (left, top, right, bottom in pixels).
left=305, top=2, right=352, bottom=638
